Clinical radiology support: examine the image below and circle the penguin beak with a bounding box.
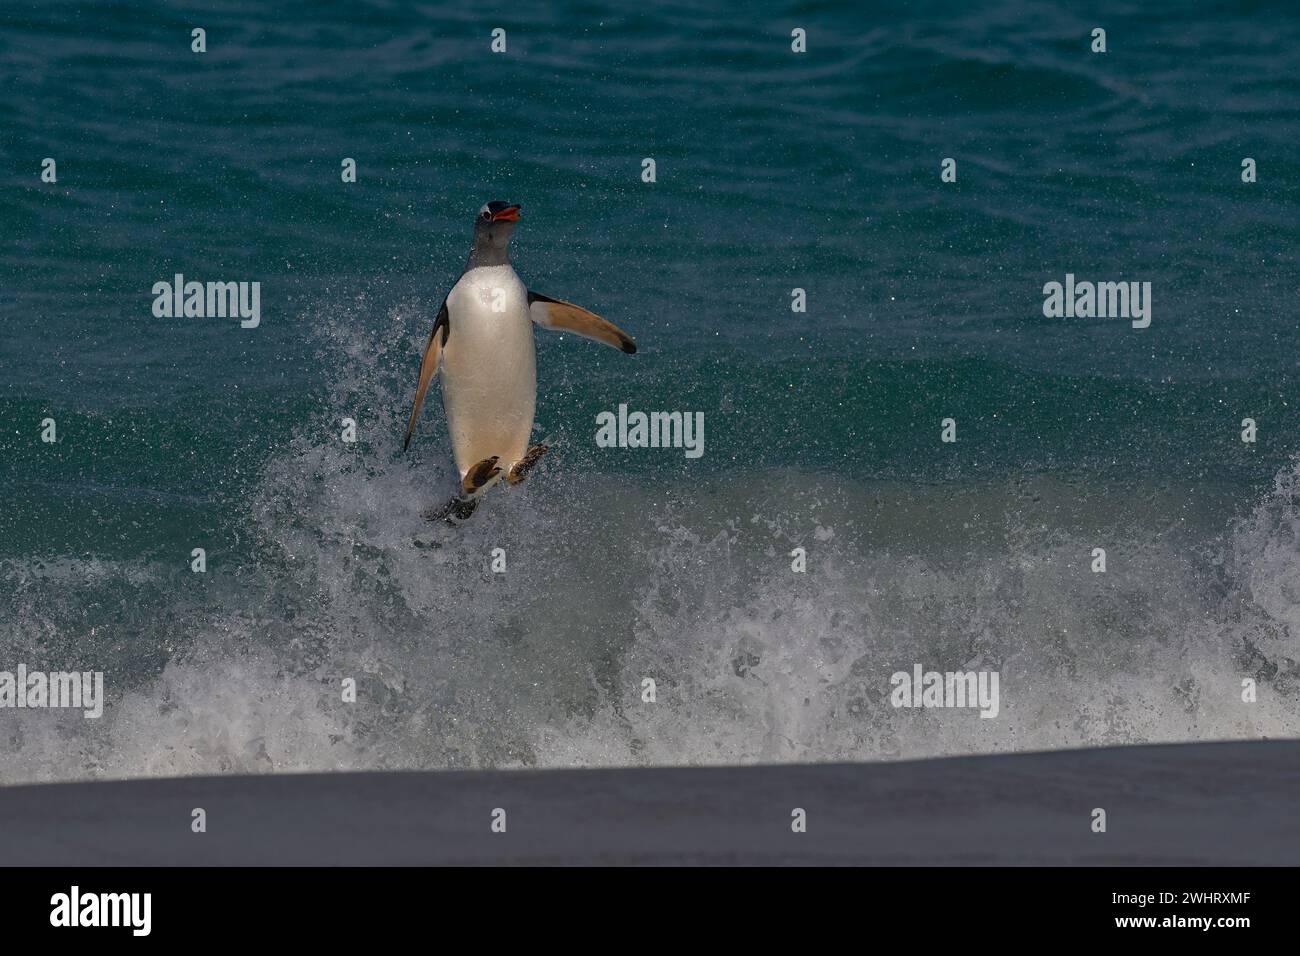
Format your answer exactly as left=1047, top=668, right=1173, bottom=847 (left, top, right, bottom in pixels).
left=492, top=205, right=521, bottom=222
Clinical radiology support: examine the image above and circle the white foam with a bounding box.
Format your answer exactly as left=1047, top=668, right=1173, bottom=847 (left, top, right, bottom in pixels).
left=2, top=304, right=1296, bottom=784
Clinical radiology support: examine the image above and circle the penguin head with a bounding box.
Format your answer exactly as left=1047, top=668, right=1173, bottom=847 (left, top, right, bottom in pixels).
left=474, top=201, right=521, bottom=251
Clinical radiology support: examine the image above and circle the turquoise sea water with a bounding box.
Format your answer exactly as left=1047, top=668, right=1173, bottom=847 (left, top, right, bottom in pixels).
left=2, top=1, right=1298, bottom=781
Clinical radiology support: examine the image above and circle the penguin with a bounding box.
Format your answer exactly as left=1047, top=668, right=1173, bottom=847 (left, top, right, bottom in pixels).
left=403, top=201, right=637, bottom=520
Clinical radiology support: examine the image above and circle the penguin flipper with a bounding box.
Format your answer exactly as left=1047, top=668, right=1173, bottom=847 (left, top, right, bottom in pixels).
left=527, top=291, right=636, bottom=354
left=403, top=299, right=450, bottom=452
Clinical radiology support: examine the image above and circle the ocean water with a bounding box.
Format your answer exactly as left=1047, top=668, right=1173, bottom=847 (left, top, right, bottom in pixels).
left=1, top=1, right=1298, bottom=783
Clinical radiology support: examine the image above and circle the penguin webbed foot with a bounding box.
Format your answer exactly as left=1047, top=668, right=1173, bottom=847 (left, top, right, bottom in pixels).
left=507, top=443, right=548, bottom=484
left=422, top=456, right=501, bottom=525
left=424, top=450, right=549, bottom=524
left=422, top=495, right=480, bottom=524
left=462, top=456, right=502, bottom=494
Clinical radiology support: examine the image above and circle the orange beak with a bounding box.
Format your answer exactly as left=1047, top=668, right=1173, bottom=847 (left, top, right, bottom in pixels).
left=492, top=204, right=521, bottom=222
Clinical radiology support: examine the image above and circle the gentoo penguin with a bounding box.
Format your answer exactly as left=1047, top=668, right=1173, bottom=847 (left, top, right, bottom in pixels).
left=403, top=201, right=637, bottom=520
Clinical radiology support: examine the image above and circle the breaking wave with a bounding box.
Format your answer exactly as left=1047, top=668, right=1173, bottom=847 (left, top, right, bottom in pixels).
left=2, top=303, right=1297, bottom=784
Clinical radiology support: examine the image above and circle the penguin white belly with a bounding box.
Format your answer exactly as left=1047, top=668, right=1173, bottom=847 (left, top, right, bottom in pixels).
left=439, top=265, right=536, bottom=478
